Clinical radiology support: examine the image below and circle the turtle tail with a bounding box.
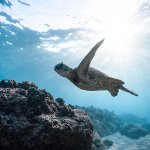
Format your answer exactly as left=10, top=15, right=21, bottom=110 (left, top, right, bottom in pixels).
left=119, top=85, right=138, bottom=96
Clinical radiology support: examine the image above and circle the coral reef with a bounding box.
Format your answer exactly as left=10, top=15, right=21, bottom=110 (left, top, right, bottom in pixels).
left=76, top=106, right=122, bottom=137
left=2, top=79, right=149, bottom=149
left=119, top=123, right=150, bottom=139
left=91, top=131, right=107, bottom=150
left=0, top=79, right=93, bottom=150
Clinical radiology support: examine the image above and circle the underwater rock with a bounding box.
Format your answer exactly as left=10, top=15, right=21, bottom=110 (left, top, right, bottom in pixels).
left=91, top=131, right=107, bottom=150
left=0, top=79, right=38, bottom=90
left=76, top=106, right=122, bottom=137
left=103, top=139, right=113, bottom=148
left=119, top=123, right=150, bottom=139
left=0, top=79, right=93, bottom=150
left=55, top=97, right=65, bottom=106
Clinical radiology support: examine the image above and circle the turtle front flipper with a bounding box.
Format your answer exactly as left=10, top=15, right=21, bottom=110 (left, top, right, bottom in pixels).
left=77, top=39, right=105, bottom=80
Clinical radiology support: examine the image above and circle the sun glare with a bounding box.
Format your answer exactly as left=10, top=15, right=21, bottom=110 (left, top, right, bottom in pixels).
left=89, top=0, right=144, bottom=65
left=79, top=0, right=150, bottom=81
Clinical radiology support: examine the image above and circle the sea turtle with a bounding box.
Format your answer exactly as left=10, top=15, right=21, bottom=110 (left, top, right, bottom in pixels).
left=54, top=39, right=138, bottom=97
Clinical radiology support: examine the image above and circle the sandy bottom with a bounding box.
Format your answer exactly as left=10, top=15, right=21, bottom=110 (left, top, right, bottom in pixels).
left=102, top=132, right=150, bottom=150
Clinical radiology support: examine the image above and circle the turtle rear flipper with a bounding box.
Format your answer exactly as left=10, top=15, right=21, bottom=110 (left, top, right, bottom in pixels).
left=108, top=89, right=119, bottom=97
left=119, top=85, right=138, bottom=96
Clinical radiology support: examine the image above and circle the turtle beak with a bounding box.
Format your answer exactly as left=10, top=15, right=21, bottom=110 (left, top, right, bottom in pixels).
left=55, top=65, right=60, bottom=69
left=54, top=65, right=59, bottom=72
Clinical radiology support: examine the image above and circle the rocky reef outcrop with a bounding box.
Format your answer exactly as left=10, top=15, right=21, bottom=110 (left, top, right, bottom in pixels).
left=119, top=123, right=150, bottom=139
left=0, top=79, right=93, bottom=150
left=91, top=131, right=107, bottom=150
left=3, top=79, right=150, bottom=149
left=76, top=106, right=122, bottom=137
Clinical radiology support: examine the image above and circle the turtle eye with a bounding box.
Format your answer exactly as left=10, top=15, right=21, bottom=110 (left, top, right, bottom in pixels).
left=60, top=62, right=63, bottom=67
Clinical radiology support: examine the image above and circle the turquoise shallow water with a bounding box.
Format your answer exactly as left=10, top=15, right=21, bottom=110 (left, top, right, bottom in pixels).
left=0, top=0, right=150, bottom=121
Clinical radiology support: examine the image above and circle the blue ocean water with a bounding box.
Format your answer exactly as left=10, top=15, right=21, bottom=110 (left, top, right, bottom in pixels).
left=0, top=0, right=150, bottom=122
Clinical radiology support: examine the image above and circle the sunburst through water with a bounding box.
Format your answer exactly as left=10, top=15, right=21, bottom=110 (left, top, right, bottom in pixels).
left=82, top=0, right=150, bottom=84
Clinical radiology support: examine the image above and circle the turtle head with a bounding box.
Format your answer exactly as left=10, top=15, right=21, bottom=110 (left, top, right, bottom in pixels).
left=54, top=62, right=73, bottom=78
